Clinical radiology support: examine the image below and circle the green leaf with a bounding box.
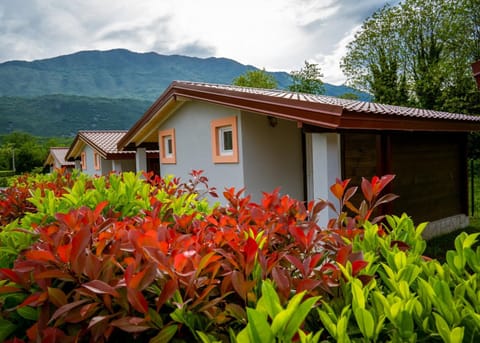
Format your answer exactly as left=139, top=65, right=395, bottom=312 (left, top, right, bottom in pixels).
left=0, top=319, right=16, bottom=342
left=246, top=308, right=274, bottom=343
left=17, top=305, right=38, bottom=321
left=259, top=280, right=282, bottom=318
left=450, top=326, right=464, bottom=343
left=317, top=308, right=337, bottom=338
left=434, top=312, right=451, bottom=343
left=284, top=296, right=320, bottom=340
left=149, top=324, right=178, bottom=343
left=353, top=307, right=374, bottom=339
left=351, top=279, right=365, bottom=309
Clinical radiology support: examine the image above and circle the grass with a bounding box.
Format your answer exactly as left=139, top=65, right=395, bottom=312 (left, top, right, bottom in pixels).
left=424, top=217, right=480, bottom=262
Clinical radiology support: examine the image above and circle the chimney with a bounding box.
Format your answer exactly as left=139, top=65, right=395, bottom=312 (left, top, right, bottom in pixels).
left=473, top=60, right=480, bottom=90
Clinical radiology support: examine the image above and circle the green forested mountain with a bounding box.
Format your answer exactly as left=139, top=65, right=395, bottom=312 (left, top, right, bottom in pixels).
left=0, top=95, right=151, bottom=136
left=0, top=49, right=369, bottom=136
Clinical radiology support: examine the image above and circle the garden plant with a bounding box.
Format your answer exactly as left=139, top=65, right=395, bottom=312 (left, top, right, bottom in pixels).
left=0, top=169, right=479, bottom=342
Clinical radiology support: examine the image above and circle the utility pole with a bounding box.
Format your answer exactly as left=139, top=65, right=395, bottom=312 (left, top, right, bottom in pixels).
left=12, top=148, right=15, bottom=173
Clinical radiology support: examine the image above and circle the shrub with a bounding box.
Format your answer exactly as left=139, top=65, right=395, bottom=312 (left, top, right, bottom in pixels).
left=1, top=171, right=479, bottom=342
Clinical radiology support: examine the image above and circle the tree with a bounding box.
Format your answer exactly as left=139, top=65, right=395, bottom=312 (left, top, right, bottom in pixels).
left=232, top=69, right=278, bottom=89
left=288, top=61, right=325, bottom=95
left=341, top=0, right=479, bottom=113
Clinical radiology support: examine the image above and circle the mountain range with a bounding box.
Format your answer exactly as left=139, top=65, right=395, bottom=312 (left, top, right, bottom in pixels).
left=0, top=49, right=369, bottom=137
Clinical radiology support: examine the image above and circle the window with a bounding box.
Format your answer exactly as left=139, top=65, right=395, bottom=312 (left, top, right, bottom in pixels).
left=80, top=152, right=87, bottom=170
left=94, top=152, right=101, bottom=171
left=211, top=116, right=238, bottom=163
left=159, top=128, right=176, bottom=164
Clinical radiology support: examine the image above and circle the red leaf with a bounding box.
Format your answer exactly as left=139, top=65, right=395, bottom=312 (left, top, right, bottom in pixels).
left=361, top=178, right=373, bottom=203
left=82, top=280, right=119, bottom=297
left=34, top=270, right=75, bottom=282
left=336, top=245, right=351, bottom=266
left=295, top=279, right=322, bottom=293
left=110, top=316, right=150, bottom=333
left=352, top=260, right=369, bottom=276
left=127, top=264, right=157, bottom=291
left=0, top=268, right=23, bottom=284
left=156, top=279, right=178, bottom=311
left=285, top=255, right=306, bottom=277
left=70, top=226, right=91, bottom=273
left=127, top=288, right=149, bottom=314
left=57, top=244, right=71, bottom=263
left=49, top=299, right=91, bottom=324
left=24, top=250, right=56, bottom=263
left=0, top=286, right=22, bottom=293
left=20, top=292, right=48, bottom=307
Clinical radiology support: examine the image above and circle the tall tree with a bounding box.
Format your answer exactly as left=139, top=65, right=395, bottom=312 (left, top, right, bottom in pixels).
left=232, top=69, right=278, bottom=89
left=288, top=61, right=325, bottom=95
left=341, top=0, right=479, bottom=113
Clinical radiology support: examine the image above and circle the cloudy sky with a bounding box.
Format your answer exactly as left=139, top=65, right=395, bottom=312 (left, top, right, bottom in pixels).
left=0, top=0, right=398, bottom=85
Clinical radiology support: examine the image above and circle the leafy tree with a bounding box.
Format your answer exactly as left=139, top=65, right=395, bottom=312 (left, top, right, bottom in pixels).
left=341, top=0, right=479, bottom=113
left=0, top=132, right=70, bottom=174
left=288, top=61, right=325, bottom=95
left=338, top=92, right=360, bottom=100
left=232, top=69, right=278, bottom=89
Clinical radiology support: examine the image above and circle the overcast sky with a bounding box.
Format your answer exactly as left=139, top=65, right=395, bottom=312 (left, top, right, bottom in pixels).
left=0, top=0, right=399, bottom=85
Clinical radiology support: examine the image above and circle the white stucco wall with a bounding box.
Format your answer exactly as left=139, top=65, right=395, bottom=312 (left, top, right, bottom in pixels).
left=158, top=101, right=245, bottom=198
left=82, top=146, right=97, bottom=175
left=241, top=112, right=304, bottom=202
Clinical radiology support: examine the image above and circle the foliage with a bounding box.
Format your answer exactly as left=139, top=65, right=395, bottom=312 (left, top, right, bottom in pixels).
left=232, top=69, right=278, bottom=89
left=1, top=170, right=480, bottom=342
left=288, top=61, right=325, bottom=95
left=341, top=0, right=480, bottom=114
left=0, top=131, right=74, bottom=173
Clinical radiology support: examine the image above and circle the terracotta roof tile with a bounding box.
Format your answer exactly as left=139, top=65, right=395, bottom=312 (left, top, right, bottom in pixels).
left=78, top=130, right=132, bottom=156
left=44, top=147, right=75, bottom=167
left=177, top=81, right=480, bottom=122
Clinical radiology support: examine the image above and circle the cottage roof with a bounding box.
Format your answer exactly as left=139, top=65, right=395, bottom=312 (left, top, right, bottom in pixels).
left=118, top=81, right=480, bottom=150
left=66, top=130, right=136, bottom=160
left=44, top=147, right=75, bottom=167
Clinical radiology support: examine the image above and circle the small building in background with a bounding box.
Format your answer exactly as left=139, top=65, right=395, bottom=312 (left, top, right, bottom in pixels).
left=66, top=130, right=159, bottom=176
left=44, top=147, right=75, bottom=173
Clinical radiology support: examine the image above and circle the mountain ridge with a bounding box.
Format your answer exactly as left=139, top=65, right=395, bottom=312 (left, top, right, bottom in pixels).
left=0, top=49, right=370, bottom=137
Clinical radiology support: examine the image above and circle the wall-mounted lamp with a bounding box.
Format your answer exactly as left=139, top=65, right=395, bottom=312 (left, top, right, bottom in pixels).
left=268, top=116, right=278, bottom=128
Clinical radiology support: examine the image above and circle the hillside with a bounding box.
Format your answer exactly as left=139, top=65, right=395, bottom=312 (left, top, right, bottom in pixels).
left=0, top=49, right=370, bottom=136
left=0, top=95, right=151, bottom=137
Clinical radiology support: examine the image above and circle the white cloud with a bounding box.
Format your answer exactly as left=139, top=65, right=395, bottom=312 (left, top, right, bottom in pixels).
left=0, top=0, right=396, bottom=85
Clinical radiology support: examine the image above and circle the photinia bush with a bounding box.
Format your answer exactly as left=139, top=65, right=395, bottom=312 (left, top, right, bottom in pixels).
left=1, top=171, right=480, bottom=342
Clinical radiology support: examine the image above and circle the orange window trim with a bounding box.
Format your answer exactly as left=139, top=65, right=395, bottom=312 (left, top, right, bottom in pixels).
left=159, top=128, right=176, bottom=164
left=94, top=152, right=101, bottom=170
left=81, top=152, right=87, bottom=170
left=211, top=116, right=239, bottom=163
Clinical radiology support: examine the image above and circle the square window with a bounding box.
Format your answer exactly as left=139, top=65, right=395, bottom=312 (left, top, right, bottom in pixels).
left=159, top=128, right=176, bottom=164
left=211, top=116, right=238, bottom=163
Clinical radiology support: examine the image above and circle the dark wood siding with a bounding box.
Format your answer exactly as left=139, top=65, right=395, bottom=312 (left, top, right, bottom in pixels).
left=342, top=133, right=377, bottom=183
left=342, top=132, right=467, bottom=224
left=390, top=133, right=466, bottom=223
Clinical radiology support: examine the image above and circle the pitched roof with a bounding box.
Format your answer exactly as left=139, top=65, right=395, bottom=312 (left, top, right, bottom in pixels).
left=44, top=147, right=75, bottom=167
left=66, top=130, right=136, bottom=160
left=118, top=81, right=480, bottom=150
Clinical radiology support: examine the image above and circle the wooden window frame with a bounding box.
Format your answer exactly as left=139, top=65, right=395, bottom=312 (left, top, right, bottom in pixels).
left=211, top=116, right=238, bottom=163
left=94, top=151, right=101, bottom=171
left=81, top=152, right=87, bottom=170
left=159, top=128, right=176, bottom=164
